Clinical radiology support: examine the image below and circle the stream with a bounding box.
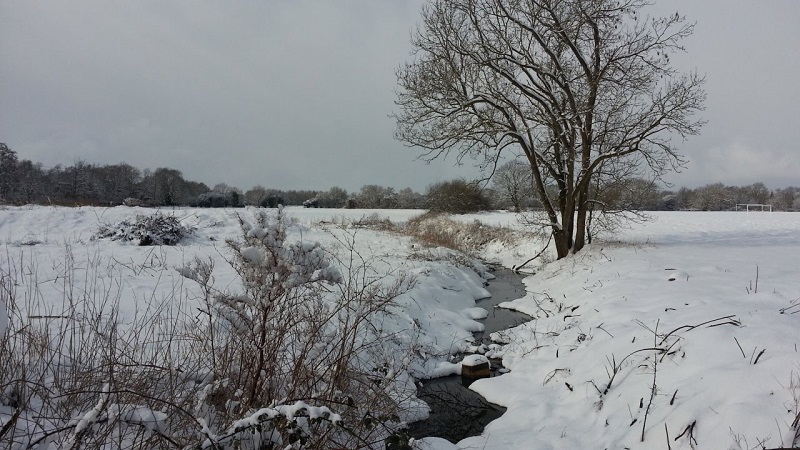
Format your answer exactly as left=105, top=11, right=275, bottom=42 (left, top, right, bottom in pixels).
left=406, top=267, right=531, bottom=443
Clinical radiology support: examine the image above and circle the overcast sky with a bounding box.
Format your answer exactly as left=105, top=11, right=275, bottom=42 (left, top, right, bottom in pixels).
left=1, top=1, right=799, bottom=193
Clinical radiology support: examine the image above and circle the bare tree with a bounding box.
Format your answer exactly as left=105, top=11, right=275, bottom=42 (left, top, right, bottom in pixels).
left=60, top=159, right=95, bottom=202
left=355, top=185, right=398, bottom=209
left=740, top=182, right=770, bottom=205
left=426, top=179, right=491, bottom=213
left=493, top=159, right=534, bottom=212
left=0, top=143, right=18, bottom=201
left=690, top=182, right=733, bottom=211
left=244, top=184, right=268, bottom=206
left=14, top=160, right=46, bottom=204
left=774, top=187, right=800, bottom=211
left=93, top=163, right=141, bottom=204
left=318, top=186, right=349, bottom=208
left=396, top=0, right=705, bottom=258
left=150, top=167, right=210, bottom=206
left=397, top=187, right=426, bottom=209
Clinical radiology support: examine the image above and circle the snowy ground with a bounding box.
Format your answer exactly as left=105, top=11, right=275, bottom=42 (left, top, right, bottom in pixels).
left=0, top=206, right=493, bottom=434
left=422, top=211, right=800, bottom=450
left=1, top=206, right=799, bottom=449
left=0, top=205, right=496, bottom=370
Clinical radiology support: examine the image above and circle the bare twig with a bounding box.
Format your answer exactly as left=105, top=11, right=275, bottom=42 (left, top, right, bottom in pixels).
left=604, top=347, right=665, bottom=396
left=734, top=336, right=746, bottom=358
left=753, top=348, right=766, bottom=365
left=514, top=232, right=552, bottom=273
left=755, top=264, right=759, bottom=294
left=659, top=315, right=738, bottom=346
left=665, top=423, right=672, bottom=450
left=641, top=319, right=660, bottom=442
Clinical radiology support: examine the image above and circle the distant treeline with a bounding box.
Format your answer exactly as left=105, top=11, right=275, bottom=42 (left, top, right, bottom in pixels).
left=611, top=181, right=800, bottom=212
left=0, top=143, right=427, bottom=209
left=1, top=143, right=798, bottom=211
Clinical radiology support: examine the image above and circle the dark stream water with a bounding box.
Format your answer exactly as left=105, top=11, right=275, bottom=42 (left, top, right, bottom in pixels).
left=406, top=268, right=531, bottom=443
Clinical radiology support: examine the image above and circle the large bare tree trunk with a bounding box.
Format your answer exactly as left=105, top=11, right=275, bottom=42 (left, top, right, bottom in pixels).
left=574, top=184, right=589, bottom=253
left=553, top=228, right=571, bottom=259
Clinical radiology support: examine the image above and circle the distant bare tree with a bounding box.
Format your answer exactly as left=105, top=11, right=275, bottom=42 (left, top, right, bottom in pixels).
left=493, top=159, right=533, bottom=212
left=143, top=167, right=206, bottom=206
left=0, top=143, right=18, bottom=201
left=739, top=182, right=770, bottom=205
left=396, top=0, right=706, bottom=258
left=318, top=186, right=349, bottom=208
left=673, top=187, right=694, bottom=210
left=93, top=163, right=141, bottom=204
left=774, top=187, right=800, bottom=211
left=691, top=183, right=733, bottom=211
left=426, top=179, right=490, bottom=213
left=14, top=160, right=46, bottom=204
left=396, top=187, right=426, bottom=209
left=244, top=185, right=269, bottom=206
left=61, top=160, right=95, bottom=202
left=355, top=185, right=397, bottom=209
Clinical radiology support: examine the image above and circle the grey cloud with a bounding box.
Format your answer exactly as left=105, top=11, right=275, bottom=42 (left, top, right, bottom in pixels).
left=1, top=1, right=798, bottom=192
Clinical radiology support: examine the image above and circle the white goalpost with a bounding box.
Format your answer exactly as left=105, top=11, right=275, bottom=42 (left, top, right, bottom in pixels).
left=735, top=204, right=773, bottom=212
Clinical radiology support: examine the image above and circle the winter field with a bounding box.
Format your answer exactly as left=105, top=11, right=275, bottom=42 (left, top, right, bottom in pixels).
left=0, top=206, right=799, bottom=449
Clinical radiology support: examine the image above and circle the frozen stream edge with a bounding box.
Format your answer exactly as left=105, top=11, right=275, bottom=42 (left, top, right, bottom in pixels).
left=406, top=267, right=531, bottom=443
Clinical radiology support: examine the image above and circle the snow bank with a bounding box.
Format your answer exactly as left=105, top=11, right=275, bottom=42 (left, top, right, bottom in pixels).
left=461, top=211, right=800, bottom=449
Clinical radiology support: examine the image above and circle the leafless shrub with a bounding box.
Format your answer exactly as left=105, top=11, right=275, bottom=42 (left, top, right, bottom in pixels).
left=179, top=209, right=417, bottom=447
left=403, top=212, right=465, bottom=252
left=0, top=208, right=419, bottom=449
left=0, top=245, right=201, bottom=449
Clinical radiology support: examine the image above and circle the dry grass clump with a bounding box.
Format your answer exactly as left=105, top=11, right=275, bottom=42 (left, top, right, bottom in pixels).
left=403, top=212, right=517, bottom=256
left=315, top=213, right=397, bottom=233
left=350, top=213, right=397, bottom=232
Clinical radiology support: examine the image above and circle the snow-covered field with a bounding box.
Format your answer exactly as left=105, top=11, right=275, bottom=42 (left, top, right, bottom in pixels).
left=0, top=205, right=492, bottom=379
left=1, top=206, right=799, bottom=449
left=432, top=211, right=800, bottom=450
left=0, top=205, right=495, bottom=447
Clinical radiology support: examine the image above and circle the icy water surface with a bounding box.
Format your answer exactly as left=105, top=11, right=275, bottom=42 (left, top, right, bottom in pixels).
left=407, top=268, right=531, bottom=443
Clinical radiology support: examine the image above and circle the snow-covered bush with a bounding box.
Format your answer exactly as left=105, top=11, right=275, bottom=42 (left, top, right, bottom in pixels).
left=95, top=213, right=190, bottom=245
left=179, top=208, right=416, bottom=448
left=122, top=197, right=142, bottom=207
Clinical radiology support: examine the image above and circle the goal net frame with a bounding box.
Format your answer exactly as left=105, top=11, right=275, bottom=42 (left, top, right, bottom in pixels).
left=735, top=204, right=773, bottom=212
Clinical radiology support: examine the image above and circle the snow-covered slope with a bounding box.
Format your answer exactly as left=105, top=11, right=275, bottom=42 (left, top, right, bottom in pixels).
left=422, top=211, right=800, bottom=450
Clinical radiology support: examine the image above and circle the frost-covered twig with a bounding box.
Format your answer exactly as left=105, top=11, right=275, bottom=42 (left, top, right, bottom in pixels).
left=63, top=382, right=110, bottom=450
